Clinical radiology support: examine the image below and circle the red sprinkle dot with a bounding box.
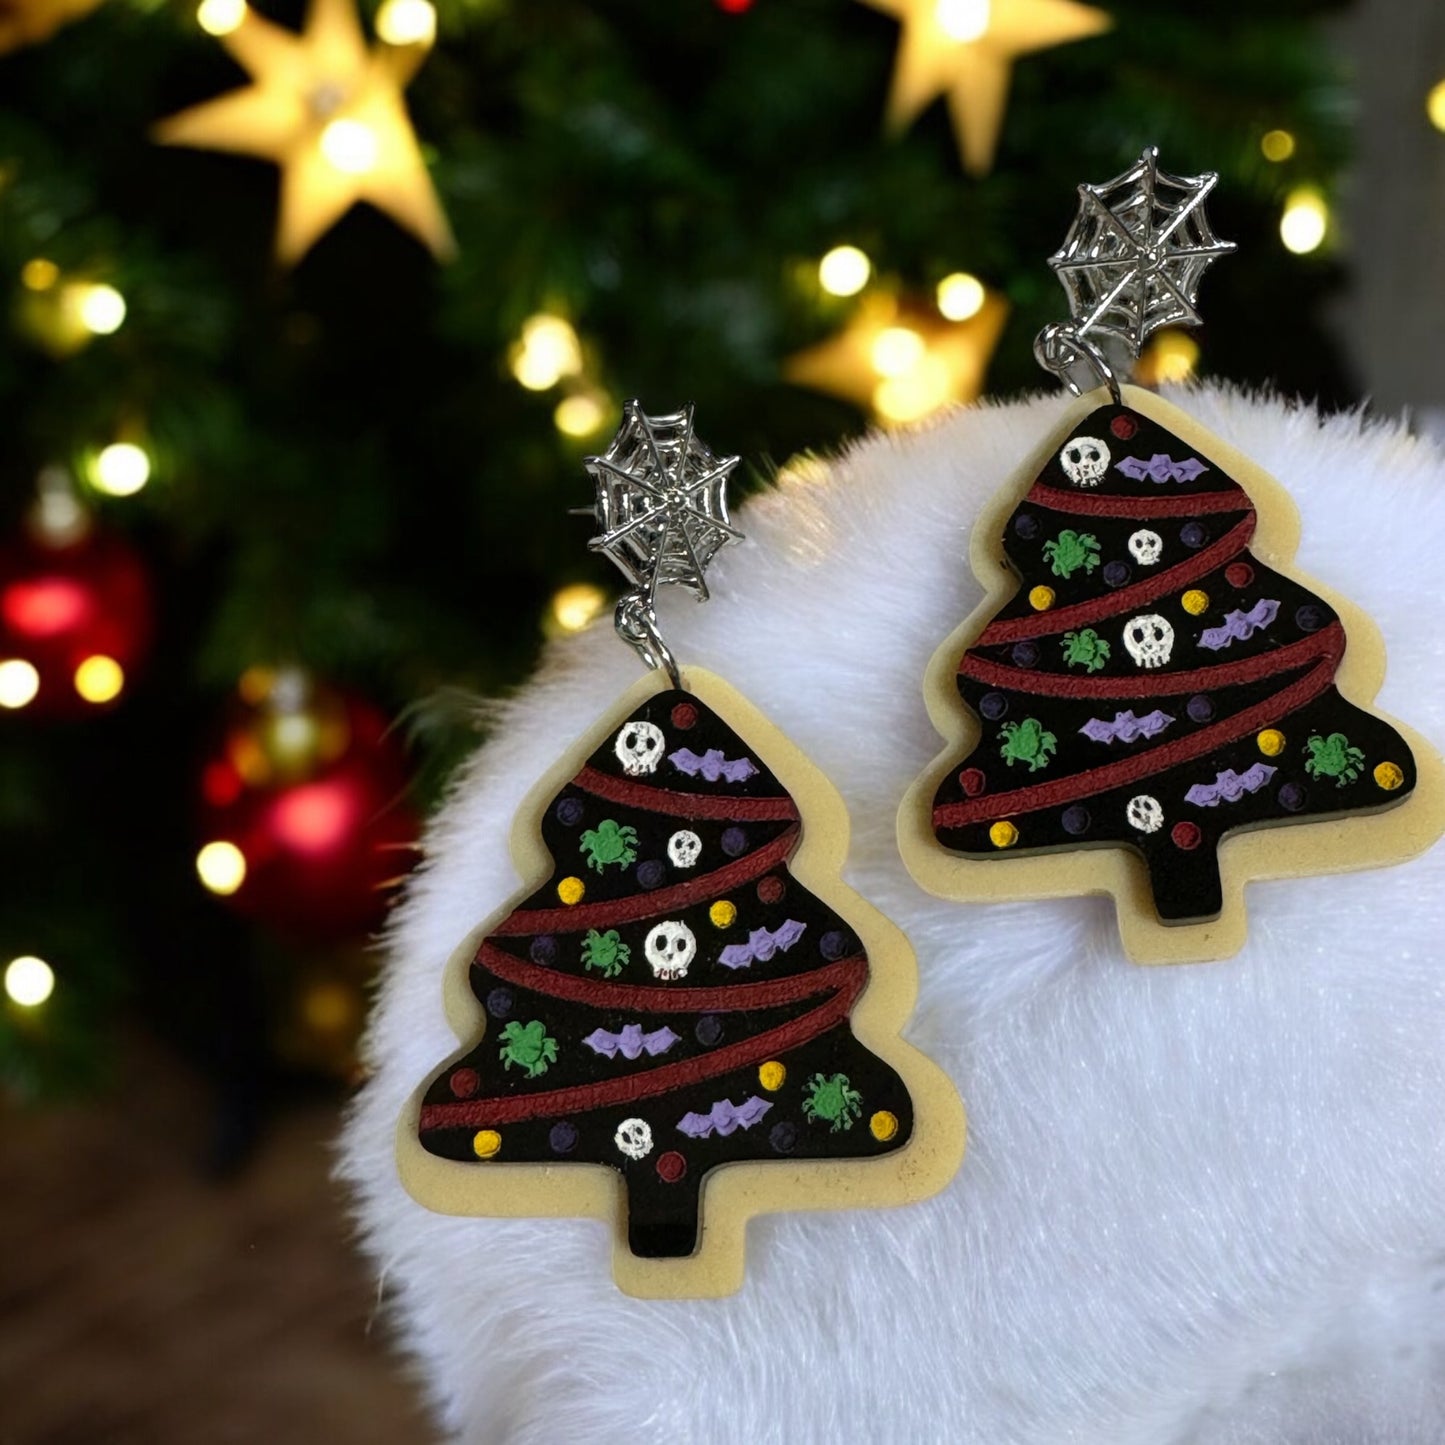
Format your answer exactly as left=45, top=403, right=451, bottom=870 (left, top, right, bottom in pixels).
left=450, top=1068, right=479, bottom=1099
left=656, top=1150, right=688, bottom=1182
left=756, top=875, right=785, bottom=904
left=670, top=702, right=699, bottom=730
left=1225, top=562, right=1254, bottom=589
left=1171, top=821, right=1202, bottom=851
left=960, top=768, right=986, bottom=797
left=1110, top=414, right=1139, bottom=440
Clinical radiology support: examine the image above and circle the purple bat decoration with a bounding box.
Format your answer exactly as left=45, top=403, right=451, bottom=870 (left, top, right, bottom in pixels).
left=668, top=747, right=759, bottom=784
left=1115, top=454, right=1209, bottom=483
left=582, top=1023, right=680, bottom=1060
left=676, top=1095, right=773, bottom=1139
left=1078, top=709, right=1176, bottom=745
left=1184, top=763, right=1277, bottom=808
left=1198, top=598, right=1281, bottom=651
left=717, top=919, right=807, bottom=970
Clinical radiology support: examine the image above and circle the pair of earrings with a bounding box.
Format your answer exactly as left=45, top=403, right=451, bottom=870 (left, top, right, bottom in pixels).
left=395, top=151, right=1444, bottom=1297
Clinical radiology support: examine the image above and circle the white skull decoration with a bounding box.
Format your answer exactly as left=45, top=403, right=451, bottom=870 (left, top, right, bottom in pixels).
left=644, top=920, right=696, bottom=980
left=1059, top=435, right=1111, bottom=487
left=1122, top=613, right=1175, bottom=669
left=613, top=1117, right=653, bottom=1160
left=666, top=830, right=702, bottom=868
left=1127, top=529, right=1163, bottom=566
left=1126, top=794, right=1165, bottom=834
left=614, top=720, right=665, bottom=776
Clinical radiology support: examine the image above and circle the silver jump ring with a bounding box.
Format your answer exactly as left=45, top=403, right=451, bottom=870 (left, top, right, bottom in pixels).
left=614, top=590, right=682, bottom=691
left=1033, top=323, right=1123, bottom=406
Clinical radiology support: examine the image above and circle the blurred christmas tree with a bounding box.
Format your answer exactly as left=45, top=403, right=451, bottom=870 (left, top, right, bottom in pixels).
left=0, top=0, right=1350, bottom=1141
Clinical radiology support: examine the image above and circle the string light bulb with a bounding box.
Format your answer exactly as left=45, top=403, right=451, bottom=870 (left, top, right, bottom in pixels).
left=375, top=0, right=435, bottom=46
left=1135, top=329, right=1199, bottom=387
left=196, top=840, right=248, bottom=895
left=936, top=271, right=985, bottom=321
left=1280, top=187, right=1328, bottom=255
left=0, top=659, right=40, bottom=709
left=1428, top=80, right=1445, bottom=133
left=554, top=393, right=608, bottom=438
left=871, top=325, right=926, bottom=378
left=818, top=245, right=872, bottom=297
left=934, top=0, right=990, bottom=42
left=74, top=654, right=125, bottom=704
left=75, top=283, right=126, bottom=336
left=197, top=0, right=246, bottom=33
left=550, top=583, right=609, bottom=633
left=511, top=314, right=583, bottom=391
left=319, top=118, right=379, bottom=175
left=21, top=258, right=59, bottom=291
left=90, top=442, right=151, bottom=497
left=1260, top=129, right=1296, bottom=162
left=5, top=955, right=55, bottom=1008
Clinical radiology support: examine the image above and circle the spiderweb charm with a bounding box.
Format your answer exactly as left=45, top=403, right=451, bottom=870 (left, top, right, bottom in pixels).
left=582, top=400, right=743, bottom=685
left=1035, top=146, right=1236, bottom=399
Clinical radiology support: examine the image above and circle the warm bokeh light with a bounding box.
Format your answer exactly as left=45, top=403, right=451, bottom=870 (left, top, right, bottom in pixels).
left=91, top=442, right=151, bottom=496
left=551, top=582, right=608, bottom=633
left=1423, top=79, right=1445, bottom=133
left=196, top=840, right=247, bottom=895
left=818, top=245, right=872, bottom=297
left=873, top=354, right=953, bottom=423
left=1135, top=329, right=1199, bottom=387
left=2, top=577, right=89, bottom=638
left=271, top=780, right=354, bottom=854
left=320, top=119, right=379, bottom=175
left=75, top=283, right=127, bottom=335
left=1259, top=129, right=1296, bottom=162
left=197, top=0, right=246, bottom=33
left=1280, top=188, right=1327, bottom=254
left=511, top=314, right=583, bottom=391
left=0, top=659, right=41, bottom=709
left=5, top=955, right=55, bottom=1008
left=870, top=325, right=925, bottom=378
left=936, top=271, right=985, bottom=321
left=934, top=0, right=990, bottom=42
left=74, top=654, right=125, bottom=704
left=376, top=0, right=435, bottom=46
left=554, top=393, right=607, bottom=438
left=21, top=258, right=59, bottom=291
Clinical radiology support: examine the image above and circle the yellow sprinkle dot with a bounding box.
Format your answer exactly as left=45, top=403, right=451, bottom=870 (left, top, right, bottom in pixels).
left=989, top=820, right=1018, bottom=849
left=709, top=899, right=737, bottom=928
left=758, top=1060, right=786, bottom=1091
left=557, top=876, right=585, bottom=905
left=1256, top=729, right=1286, bottom=758
left=1028, top=586, right=1055, bottom=611
left=472, top=1129, right=502, bottom=1159
left=1374, top=761, right=1405, bottom=791
left=1181, top=589, right=1210, bottom=616
left=870, top=1110, right=899, bottom=1142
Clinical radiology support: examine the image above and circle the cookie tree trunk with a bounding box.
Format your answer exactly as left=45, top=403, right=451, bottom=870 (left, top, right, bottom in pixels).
left=931, top=400, right=1417, bottom=924
left=415, top=688, right=914, bottom=1258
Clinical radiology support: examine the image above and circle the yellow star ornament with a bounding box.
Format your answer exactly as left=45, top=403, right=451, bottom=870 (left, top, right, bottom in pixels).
left=860, top=0, right=1111, bottom=175
left=154, top=0, right=454, bottom=265
left=784, top=290, right=1008, bottom=427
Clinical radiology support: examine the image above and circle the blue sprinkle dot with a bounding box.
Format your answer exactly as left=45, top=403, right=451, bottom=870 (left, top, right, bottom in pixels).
left=1278, top=782, right=1307, bottom=812
left=1295, top=604, right=1324, bottom=634
left=555, top=797, right=585, bottom=827
left=720, top=827, right=748, bottom=858
left=695, top=1015, right=723, bottom=1047
left=549, top=1122, right=578, bottom=1154
left=1102, top=561, right=1131, bottom=588
left=1179, top=522, right=1208, bottom=550
left=1061, top=806, right=1091, bottom=836
left=978, top=692, right=1008, bottom=721
left=820, top=930, right=851, bottom=961
left=1013, top=513, right=1040, bottom=540
left=1011, top=641, right=1040, bottom=669
left=636, top=859, right=666, bottom=889
left=486, top=988, right=513, bottom=1019
left=770, top=1122, right=799, bottom=1154
left=529, top=935, right=558, bottom=966
left=1186, top=694, right=1215, bottom=724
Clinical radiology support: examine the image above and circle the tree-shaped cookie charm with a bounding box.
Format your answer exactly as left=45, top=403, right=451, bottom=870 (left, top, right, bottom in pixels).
left=900, top=151, right=1445, bottom=961
left=400, top=403, right=962, bottom=1295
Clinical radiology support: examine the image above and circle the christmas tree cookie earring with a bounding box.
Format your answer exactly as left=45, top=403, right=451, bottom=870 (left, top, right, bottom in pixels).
left=899, top=149, right=1445, bottom=964
left=397, top=403, right=964, bottom=1296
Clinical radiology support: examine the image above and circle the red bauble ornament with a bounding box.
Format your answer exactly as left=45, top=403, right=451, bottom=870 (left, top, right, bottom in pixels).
left=197, top=670, right=419, bottom=942
left=0, top=520, right=151, bottom=717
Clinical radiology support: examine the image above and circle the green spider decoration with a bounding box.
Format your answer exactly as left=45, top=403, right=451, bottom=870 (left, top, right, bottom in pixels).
left=578, top=818, right=638, bottom=873
left=1061, top=628, right=1111, bottom=673
left=802, top=1072, right=862, bottom=1132
left=1303, top=732, right=1366, bottom=787
left=581, top=927, right=630, bottom=978
left=497, top=1019, right=558, bottom=1079
left=1041, top=529, right=1101, bottom=580
left=998, top=717, right=1057, bottom=772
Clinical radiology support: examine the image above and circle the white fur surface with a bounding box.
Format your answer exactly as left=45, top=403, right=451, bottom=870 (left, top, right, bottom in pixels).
left=340, top=386, right=1445, bottom=1444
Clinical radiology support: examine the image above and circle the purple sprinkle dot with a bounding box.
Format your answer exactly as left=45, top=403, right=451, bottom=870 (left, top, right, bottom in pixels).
left=529, top=935, right=558, bottom=966
left=978, top=692, right=1008, bottom=721
left=555, top=797, right=585, bottom=827
left=635, top=859, right=666, bottom=889
left=485, top=988, right=513, bottom=1019
left=549, top=1122, right=578, bottom=1154
left=1179, top=522, right=1208, bottom=550
left=769, top=1122, right=799, bottom=1154
left=1011, top=641, right=1040, bottom=669
left=695, top=1015, right=723, bottom=1047
left=1102, top=561, right=1131, bottom=588
left=1186, top=694, right=1215, bottom=724
left=819, top=930, right=851, bottom=961
left=720, top=827, right=748, bottom=858
left=1013, top=513, right=1040, bottom=540
left=1278, top=782, right=1308, bottom=813
left=1061, top=805, right=1091, bottom=836
left=1295, top=604, right=1324, bottom=634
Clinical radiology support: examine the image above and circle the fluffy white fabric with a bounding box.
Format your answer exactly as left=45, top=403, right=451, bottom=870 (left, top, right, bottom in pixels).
left=340, top=386, right=1445, bottom=1444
